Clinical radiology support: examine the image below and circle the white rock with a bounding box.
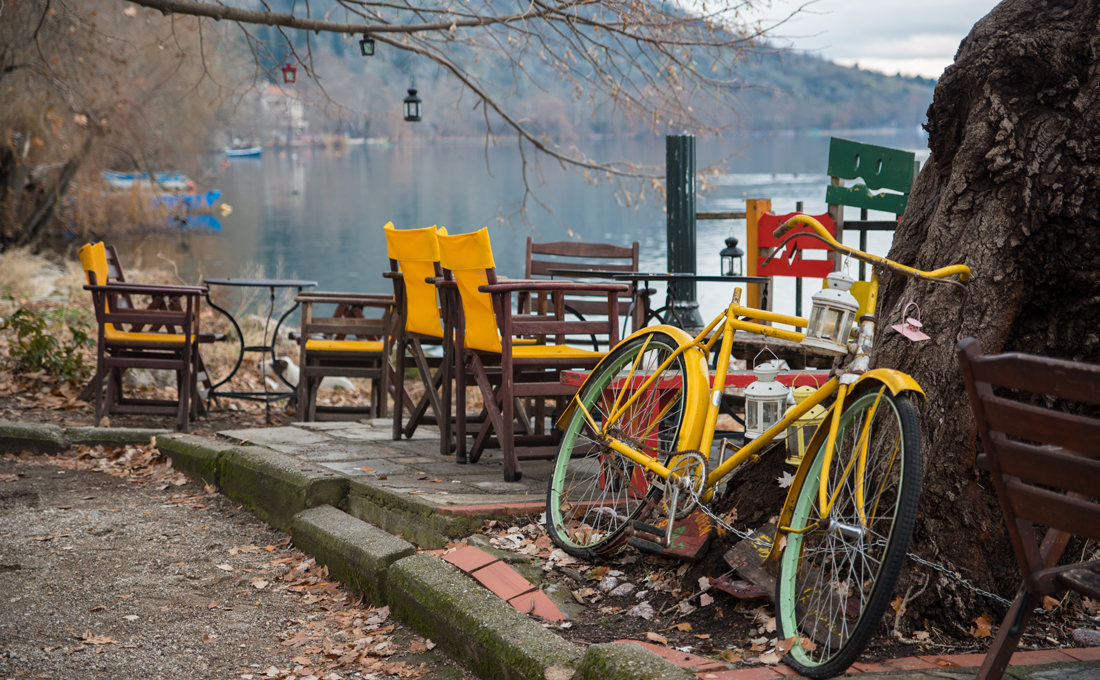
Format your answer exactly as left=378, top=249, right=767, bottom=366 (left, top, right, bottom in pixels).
left=597, top=576, right=619, bottom=593
left=609, top=583, right=635, bottom=597
left=627, top=602, right=655, bottom=620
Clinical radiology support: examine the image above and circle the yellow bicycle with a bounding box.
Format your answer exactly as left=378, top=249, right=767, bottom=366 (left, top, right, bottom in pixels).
left=544, top=214, right=970, bottom=678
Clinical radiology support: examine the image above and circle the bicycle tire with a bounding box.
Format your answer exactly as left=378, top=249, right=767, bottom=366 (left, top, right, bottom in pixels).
left=545, top=328, right=708, bottom=559
left=775, top=387, right=921, bottom=678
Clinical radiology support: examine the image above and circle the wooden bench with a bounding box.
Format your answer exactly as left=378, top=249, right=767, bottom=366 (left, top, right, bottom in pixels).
left=957, top=338, right=1100, bottom=680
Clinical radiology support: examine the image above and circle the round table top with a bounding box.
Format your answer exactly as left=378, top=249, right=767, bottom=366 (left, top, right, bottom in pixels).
left=203, top=278, right=318, bottom=288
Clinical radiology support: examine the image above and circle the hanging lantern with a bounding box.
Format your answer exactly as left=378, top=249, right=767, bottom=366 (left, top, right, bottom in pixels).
left=891, top=302, right=931, bottom=342
left=359, top=34, right=375, bottom=56
left=744, top=360, right=790, bottom=441
left=281, top=63, right=298, bottom=84
left=403, top=85, right=422, bottom=122
left=786, top=383, right=827, bottom=466
left=801, top=271, right=860, bottom=357
left=720, top=236, right=744, bottom=277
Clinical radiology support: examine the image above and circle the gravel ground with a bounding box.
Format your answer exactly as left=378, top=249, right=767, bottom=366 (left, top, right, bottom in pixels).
left=0, top=450, right=467, bottom=680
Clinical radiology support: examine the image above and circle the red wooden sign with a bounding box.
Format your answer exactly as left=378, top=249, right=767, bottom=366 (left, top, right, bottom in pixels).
left=756, top=211, right=837, bottom=279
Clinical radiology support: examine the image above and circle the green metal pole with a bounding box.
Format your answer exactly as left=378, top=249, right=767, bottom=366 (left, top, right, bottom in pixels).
left=666, top=135, right=703, bottom=330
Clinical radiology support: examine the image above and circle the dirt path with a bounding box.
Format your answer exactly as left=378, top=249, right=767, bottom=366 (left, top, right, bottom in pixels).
left=0, top=452, right=465, bottom=680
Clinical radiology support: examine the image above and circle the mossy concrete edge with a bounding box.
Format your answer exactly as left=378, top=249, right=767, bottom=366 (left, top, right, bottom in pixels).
left=0, top=421, right=69, bottom=454
left=577, top=642, right=699, bottom=680
left=387, top=553, right=583, bottom=680
left=157, top=434, right=239, bottom=487
left=344, top=478, right=488, bottom=549
left=291, top=505, right=415, bottom=606
left=218, top=446, right=348, bottom=531
left=64, top=426, right=168, bottom=448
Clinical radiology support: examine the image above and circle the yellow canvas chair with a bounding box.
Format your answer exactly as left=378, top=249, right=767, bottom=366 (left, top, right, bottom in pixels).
left=437, top=227, right=630, bottom=481
left=78, top=242, right=211, bottom=431
left=295, top=291, right=394, bottom=422
left=384, top=223, right=454, bottom=453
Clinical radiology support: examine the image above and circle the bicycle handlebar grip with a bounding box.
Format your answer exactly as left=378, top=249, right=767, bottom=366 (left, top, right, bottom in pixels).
left=773, top=221, right=795, bottom=239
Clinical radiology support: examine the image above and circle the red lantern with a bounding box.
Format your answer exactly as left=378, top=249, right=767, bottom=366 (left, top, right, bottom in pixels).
left=281, top=63, right=297, bottom=84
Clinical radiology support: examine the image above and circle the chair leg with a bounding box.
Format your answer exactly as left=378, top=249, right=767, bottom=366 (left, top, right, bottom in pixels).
left=440, top=337, right=453, bottom=458
left=455, top=351, right=468, bottom=464
left=393, top=333, right=407, bottom=440
left=178, top=348, right=191, bottom=433
left=501, top=373, right=520, bottom=483
left=976, top=586, right=1040, bottom=680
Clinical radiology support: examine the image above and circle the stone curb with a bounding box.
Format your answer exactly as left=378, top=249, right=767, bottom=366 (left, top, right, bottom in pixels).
left=344, top=477, right=490, bottom=549
left=157, top=434, right=239, bottom=487
left=218, top=446, right=348, bottom=532
left=578, top=643, right=698, bottom=680
left=386, top=552, right=583, bottom=680
left=290, top=505, right=416, bottom=605
left=0, top=420, right=166, bottom=455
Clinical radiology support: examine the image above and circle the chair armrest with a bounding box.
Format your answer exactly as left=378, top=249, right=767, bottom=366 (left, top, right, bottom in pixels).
left=383, top=271, right=403, bottom=280
left=430, top=278, right=458, bottom=289
left=296, top=293, right=394, bottom=307
left=479, top=281, right=630, bottom=294
left=84, top=282, right=206, bottom=296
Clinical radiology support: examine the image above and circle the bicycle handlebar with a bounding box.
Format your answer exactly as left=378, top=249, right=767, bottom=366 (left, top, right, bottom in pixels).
left=773, top=214, right=971, bottom=284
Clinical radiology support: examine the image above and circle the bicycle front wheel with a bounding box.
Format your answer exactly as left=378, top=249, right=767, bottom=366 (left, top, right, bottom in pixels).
left=545, top=329, right=708, bottom=559
left=775, top=386, right=921, bottom=678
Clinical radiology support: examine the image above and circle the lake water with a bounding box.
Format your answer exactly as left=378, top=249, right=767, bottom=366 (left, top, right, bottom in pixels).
left=112, top=130, right=930, bottom=324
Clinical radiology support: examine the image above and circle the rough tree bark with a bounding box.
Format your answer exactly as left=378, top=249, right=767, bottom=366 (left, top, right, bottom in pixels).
left=874, top=0, right=1100, bottom=632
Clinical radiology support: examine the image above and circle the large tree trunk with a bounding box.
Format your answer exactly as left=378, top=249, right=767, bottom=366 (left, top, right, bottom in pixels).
left=874, top=0, right=1100, bottom=632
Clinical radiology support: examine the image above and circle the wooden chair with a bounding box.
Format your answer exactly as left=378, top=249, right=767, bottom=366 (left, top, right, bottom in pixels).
left=384, top=223, right=453, bottom=454
left=825, top=137, right=917, bottom=280
left=295, top=292, right=393, bottom=422
left=957, top=338, right=1100, bottom=680
left=78, top=242, right=209, bottom=431
left=437, top=227, right=629, bottom=482
left=77, top=244, right=222, bottom=406
left=523, top=237, right=651, bottom=339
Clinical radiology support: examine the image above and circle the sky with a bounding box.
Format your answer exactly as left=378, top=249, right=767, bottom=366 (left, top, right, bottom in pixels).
left=760, top=0, right=1001, bottom=79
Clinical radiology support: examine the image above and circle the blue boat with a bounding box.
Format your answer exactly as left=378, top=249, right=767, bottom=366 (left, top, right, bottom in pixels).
left=225, top=146, right=263, bottom=157
left=151, top=190, right=222, bottom=211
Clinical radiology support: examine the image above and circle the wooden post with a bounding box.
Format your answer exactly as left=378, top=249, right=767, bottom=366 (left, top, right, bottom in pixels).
left=745, top=198, right=771, bottom=311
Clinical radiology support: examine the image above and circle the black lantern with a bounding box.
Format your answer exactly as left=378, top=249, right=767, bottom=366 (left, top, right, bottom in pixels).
left=720, top=236, right=744, bottom=276
left=359, top=34, right=375, bottom=56
left=281, top=62, right=297, bottom=84
left=403, top=84, right=422, bottom=122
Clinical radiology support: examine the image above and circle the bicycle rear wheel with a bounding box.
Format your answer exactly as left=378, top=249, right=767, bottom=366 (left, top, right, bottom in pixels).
left=545, top=329, right=707, bottom=559
left=775, top=386, right=921, bottom=678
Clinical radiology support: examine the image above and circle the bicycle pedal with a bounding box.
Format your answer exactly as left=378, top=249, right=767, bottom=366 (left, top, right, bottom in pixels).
left=632, top=519, right=666, bottom=538
left=628, top=536, right=667, bottom=554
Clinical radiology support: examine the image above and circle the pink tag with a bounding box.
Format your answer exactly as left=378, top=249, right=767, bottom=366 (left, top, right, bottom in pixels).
left=891, top=303, right=930, bottom=342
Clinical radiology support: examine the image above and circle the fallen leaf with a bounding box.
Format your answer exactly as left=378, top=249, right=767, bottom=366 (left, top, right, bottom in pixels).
left=891, top=596, right=903, bottom=612
left=215, top=563, right=234, bottom=572
left=935, top=659, right=958, bottom=667
left=0, top=473, right=19, bottom=482
left=202, top=632, right=217, bottom=643
left=700, top=593, right=714, bottom=607
left=759, top=652, right=781, bottom=665
left=698, top=576, right=711, bottom=592
left=122, top=615, right=139, bottom=621
left=777, top=471, right=795, bottom=488
left=207, top=602, right=218, bottom=609
left=720, top=650, right=743, bottom=663
left=89, top=605, right=107, bottom=612
left=913, top=630, right=930, bottom=641
left=1042, top=596, right=1060, bottom=611
left=408, top=640, right=429, bottom=653
left=775, top=636, right=798, bottom=654
left=695, top=634, right=711, bottom=640
left=251, top=579, right=269, bottom=590
left=764, top=617, right=776, bottom=633
left=971, top=614, right=993, bottom=638
left=78, top=631, right=115, bottom=645
left=360, top=465, right=377, bottom=474
left=646, top=632, right=668, bottom=645
left=264, top=545, right=276, bottom=552
left=668, top=623, right=692, bottom=632
left=430, top=478, right=444, bottom=483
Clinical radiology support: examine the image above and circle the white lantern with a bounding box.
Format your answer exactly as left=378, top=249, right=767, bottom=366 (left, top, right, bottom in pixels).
left=801, top=271, right=860, bottom=357
left=744, top=361, right=790, bottom=441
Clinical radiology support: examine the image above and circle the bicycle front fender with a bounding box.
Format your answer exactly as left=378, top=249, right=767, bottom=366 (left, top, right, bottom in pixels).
left=849, top=368, right=925, bottom=400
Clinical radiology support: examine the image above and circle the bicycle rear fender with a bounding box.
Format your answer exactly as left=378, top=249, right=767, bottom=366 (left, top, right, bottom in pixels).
left=761, top=371, right=922, bottom=574
left=555, top=325, right=710, bottom=451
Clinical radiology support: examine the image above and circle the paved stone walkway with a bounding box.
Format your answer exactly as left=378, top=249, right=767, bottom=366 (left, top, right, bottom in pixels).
left=218, top=420, right=551, bottom=515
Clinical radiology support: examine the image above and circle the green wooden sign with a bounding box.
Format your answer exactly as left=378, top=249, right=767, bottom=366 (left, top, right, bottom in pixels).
left=826, top=137, right=915, bottom=215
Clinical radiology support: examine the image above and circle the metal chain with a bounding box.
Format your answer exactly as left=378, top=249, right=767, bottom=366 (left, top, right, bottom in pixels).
left=676, top=477, right=1039, bottom=613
